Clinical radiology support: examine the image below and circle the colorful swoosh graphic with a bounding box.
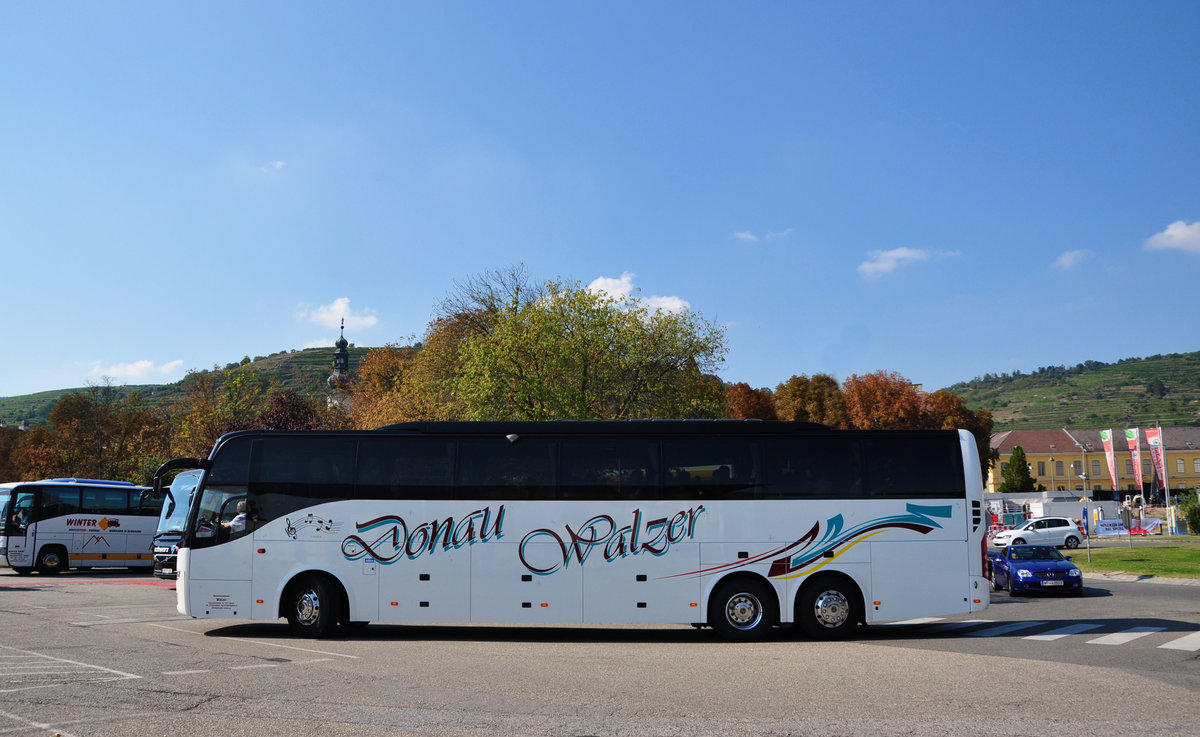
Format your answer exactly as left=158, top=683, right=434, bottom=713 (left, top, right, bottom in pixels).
left=666, top=503, right=953, bottom=580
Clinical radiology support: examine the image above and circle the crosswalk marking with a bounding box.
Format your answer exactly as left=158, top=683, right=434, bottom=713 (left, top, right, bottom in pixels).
left=1159, top=631, right=1200, bottom=652
left=884, top=618, right=1200, bottom=651
left=1087, top=626, right=1165, bottom=645
left=967, top=621, right=1047, bottom=637
left=1024, top=623, right=1103, bottom=641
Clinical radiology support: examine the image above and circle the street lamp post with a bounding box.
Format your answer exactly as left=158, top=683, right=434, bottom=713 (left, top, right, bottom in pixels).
left=1077, top=470, right=1092, bottom=562
left=1073, top=441, right=1090, bottom=561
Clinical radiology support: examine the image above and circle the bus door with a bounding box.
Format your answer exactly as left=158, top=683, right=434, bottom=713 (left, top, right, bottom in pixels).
left=4, top=489, right=37, bottom=567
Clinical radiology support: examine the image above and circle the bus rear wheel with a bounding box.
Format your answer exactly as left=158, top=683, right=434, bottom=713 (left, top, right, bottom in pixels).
left=709, top=578, right=777, bottom=642
left=36, top=546, right=68, bottom=576
left=284, top=574, right=341, bottom=638
left=796, top=575, right=859, bottom=640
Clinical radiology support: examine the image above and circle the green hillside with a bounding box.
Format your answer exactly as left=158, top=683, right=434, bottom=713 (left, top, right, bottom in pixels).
left=0, top=346, right=373, bottom=428
left=947, top=352, right=1200, bottom=429
left=5, top=348, right=1199, bottom=431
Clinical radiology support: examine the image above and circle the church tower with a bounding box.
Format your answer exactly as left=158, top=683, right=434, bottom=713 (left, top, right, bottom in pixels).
left=327, top=319, right=351, bottom=408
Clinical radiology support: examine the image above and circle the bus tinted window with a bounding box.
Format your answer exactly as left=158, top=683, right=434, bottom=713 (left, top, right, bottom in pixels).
left=81, top=487, right=130, bottom=515
left=764, top=437, right=862, bottom=498
left=559, top=439, right=658, bottom=500
left=662, top=439, right=763, bottom=499
left=357, top=438, right=455, bottom=500
left=861, top=435, right=965, bottom=498
left=37, top=487, right=81, bottom=521
left=458, top=438, right=555, bottom=500
left=252, top=437, right=357, bottom=520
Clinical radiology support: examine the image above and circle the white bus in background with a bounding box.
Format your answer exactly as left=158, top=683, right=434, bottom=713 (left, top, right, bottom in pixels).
left=0, top=483, right=16, bottom=562
left=158, top=421, right=989, bottom=641
left=1, top=478, right=164, bottom=575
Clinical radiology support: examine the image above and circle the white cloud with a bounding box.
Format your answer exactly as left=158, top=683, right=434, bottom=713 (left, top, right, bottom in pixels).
left=1053, top=249, right=1093, bottom=269
left=1144, top=220, right=1200, bottom=254
left=587, top=272, right=636, bottom=299
left=587, top=272, right=690, bottom=313
left=857, top=247, right=929, bottom=279
left=733, top=229, right=791, bottom=243
left=257, top=160, right=285, bottom=173
left=301, top=297, right=379, bottom=331
left=88, top=359, right=184, bottom=383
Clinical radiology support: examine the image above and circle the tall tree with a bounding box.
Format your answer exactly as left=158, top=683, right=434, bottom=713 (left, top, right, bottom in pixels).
left=841, top=371, right=923, bottom=430
left=173, top=367, right=266, bottom=457
left=346, top=343, right=419, bottom=428
left=254, top=390, right=320, bottom=430
left=775, top=373, right=847, bottom=427
left=998, top=446, right=1037, bottom=494
left=10, top=384, right=170, bottom=483
left=452, top=280, right=727, bottom=420
left=724, top=383, right=777, bottom=420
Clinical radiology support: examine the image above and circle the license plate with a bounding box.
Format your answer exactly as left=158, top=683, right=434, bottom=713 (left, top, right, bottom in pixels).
left=161, top=569, right=173, bottom=575
left=1042, top=580, right=1063, bottom=586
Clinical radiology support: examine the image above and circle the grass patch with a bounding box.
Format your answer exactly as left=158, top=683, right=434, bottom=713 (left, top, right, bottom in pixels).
left=1070, top=540, right=1200, bottom=579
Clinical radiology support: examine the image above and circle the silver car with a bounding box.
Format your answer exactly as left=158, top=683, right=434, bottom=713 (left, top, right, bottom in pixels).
left=992, top=516, right=1084, bottom=549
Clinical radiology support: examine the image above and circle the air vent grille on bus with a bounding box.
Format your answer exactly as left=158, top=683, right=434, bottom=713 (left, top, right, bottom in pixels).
left=971, top=500, right=983, bottom=532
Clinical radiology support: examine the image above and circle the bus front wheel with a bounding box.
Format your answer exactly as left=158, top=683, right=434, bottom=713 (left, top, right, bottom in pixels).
left=284, top=574, right=341, bottom=638
left=36, top=546, right=68, bottom=576
left=796, top=575, right=860, bottom=640
left=708, top=578, right=777, bottom=642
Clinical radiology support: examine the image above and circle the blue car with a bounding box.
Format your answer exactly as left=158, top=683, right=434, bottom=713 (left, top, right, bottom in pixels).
left=988, top=544, right=1084, bottom=597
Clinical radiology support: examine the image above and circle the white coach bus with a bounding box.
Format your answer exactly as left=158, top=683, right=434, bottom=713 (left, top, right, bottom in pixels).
left=155, top=421, right=989, bottom=640
left=2, top=478, right=163, bottom=574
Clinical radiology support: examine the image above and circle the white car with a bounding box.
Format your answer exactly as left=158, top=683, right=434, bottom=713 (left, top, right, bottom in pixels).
left=992, top=516, right=1084, bottom=549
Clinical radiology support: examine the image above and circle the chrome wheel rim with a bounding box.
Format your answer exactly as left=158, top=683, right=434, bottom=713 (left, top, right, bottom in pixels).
left=724, top=592, right=764, bottom=631
left=295, top=589, right=321, bottom=626
left=812, top=590, right=850, bottom=629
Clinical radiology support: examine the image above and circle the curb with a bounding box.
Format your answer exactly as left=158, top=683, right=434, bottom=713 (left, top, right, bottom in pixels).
left=1082, top=572, right=1200, bottom=586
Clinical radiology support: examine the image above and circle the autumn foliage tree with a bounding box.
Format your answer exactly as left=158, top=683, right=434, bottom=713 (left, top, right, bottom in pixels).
left=724, top=383, right=777, bottom=420
left=11, top=383, right=171, bottom=484
left=172, top=367, right=267, bottom=457
left=775, top=374, right=847, bottom=427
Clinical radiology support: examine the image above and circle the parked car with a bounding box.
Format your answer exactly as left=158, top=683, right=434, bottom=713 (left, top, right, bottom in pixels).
left=988, top=544, right=1083, bottom=596
left=992, top=516, right=1084, bottom=549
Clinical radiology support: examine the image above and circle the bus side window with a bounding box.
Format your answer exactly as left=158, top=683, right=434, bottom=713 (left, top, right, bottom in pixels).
left=764, top=437, right=861, bottom=499
left=861, top=435, right=964, bottom=498
left=39, top=487, right=82, bottom=521
left=458, top=439, right=555, bottom=500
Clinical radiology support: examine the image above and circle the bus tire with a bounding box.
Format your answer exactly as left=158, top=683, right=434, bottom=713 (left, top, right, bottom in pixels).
left=284, top=573, right=340, bottom=638
left=36, top=546, right=68, bottom=576
left=795, top=574, right=860, bottom=640
left=708, top=577, right=777, bottom=642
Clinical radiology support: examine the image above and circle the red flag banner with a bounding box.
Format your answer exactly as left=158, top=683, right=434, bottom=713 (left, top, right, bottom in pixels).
left=1145, top=427, right=1169, bottom=493
left=1099, top=429, right=1119, bottom=491
left=1125, top=428, right=1143, bottom=490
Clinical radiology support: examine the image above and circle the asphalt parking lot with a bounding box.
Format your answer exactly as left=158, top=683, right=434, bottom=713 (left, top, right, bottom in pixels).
left=1, top=569, right=1198, bottom=737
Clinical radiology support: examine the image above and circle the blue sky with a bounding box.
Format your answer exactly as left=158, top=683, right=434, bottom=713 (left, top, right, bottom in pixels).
left=3, top=3, right=1198, bottom=399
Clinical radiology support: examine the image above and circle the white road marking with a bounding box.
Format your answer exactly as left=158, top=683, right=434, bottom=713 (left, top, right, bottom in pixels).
left=1024, top=623, right=1103, bottom=641
left=1088, top=626, right=1165, bottom=645
left=1158, top=631, right=1200, bottom=652
left=966, top=621, right=1047, bottom=637
left=0, top=706, right=79, bottom=737
left=146, top=622, right=358, bottom=658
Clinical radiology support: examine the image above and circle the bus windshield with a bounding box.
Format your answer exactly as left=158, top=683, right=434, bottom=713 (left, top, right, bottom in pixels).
left=157, top=469, right=203, bottom=536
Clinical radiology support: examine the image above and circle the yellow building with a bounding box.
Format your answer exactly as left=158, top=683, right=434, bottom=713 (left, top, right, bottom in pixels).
left=989, top=427, right=1200, bottom=503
